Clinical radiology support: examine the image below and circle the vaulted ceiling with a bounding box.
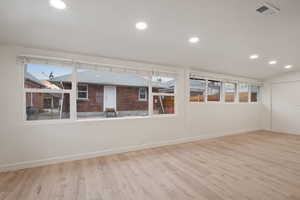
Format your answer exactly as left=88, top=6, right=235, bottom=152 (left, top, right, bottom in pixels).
left=0, top=0, right=299, bottom=79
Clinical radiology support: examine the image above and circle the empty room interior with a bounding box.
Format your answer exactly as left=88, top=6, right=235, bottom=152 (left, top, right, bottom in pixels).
left=1, top=0, right=300, bottom=199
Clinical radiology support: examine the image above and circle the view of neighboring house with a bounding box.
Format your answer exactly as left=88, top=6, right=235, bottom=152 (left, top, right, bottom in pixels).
left=24, top=65, right=175, bottom=120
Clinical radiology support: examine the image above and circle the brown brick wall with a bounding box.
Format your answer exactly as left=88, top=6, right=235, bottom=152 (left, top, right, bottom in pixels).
left=77, top=84, right=104, bottom=112
left=77, top=85, right=148, bottom=112
left=26, top=92, right=44, bottom=110
left=117, top=86, right=148, bottom=111
left=25, top=81, right=44, bottom=110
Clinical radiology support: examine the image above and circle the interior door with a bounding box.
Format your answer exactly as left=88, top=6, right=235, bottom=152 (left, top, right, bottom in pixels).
left=104, top=86, right=116, bottom=110
left=272, top=81, right=300, bottom=135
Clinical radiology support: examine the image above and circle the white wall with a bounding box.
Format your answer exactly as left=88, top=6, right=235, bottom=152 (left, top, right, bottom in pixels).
left=0, top=45, right=263, bottom=171
left=262, top=72, right=300, bottom=134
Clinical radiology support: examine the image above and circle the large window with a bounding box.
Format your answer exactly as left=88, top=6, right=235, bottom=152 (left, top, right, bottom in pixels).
left=152, top=75, right=176, bottom=115
left=239, top=83, right=249, bottom=103
left=24, top=64, right=72, bottom=121
left=224, top=83, right=236, bottom=103
left=22, top=58, right=178, bottom=122
left=207, top=80, right=221, bottom=102
left=190, top=78, right=206, bottom=102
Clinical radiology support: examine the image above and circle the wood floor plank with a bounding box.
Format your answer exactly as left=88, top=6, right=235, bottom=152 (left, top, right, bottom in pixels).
left=1, top=131, right=300, bottom=200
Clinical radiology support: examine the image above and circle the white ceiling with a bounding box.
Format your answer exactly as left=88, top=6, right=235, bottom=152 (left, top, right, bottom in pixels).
left=1, top=0, right=300, bottom=79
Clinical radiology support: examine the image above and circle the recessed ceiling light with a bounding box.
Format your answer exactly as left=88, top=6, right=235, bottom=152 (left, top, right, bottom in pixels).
left=135, top=22, right=147, bottom=30
left=49, top=0, right=66, bottom=10
left=249, top=54, right=259, bottom=59
left=269, top=60, right=277, bottom=65
left=284, top=65, right=293, bottom=69
left=189, top=37, right=199, bottom=44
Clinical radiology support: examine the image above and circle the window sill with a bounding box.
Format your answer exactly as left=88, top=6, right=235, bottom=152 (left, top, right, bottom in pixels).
left=23, top=114, right=178, bottom=125
left=151, top=114, right=177, bottom=118
left=76, top=115, right=151, bottom=122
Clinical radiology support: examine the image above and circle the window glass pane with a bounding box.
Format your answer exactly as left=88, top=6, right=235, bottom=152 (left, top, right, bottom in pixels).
left=78, top=85, right=87, bottom=91
left=153, top=96, right=175, bottom=114
left=224, top=83, right=236, bottom=103
left=138, top=88, right=147, bottom=101
left=239, top=83, right=249, bottom=102
left=190, top=78, right=206, bottom=102
left=78, top=92, right=87, bottom=99
left=26, top=92, right=70, bottom=120
left=76, top=69, right=149, bottom=119
left=24, top=64, right=72, bottom=90
left=152, top=76, right=175, bottom=94
left=207, top=80, right=221, bottom=102
left=251, top=85, right=259, bottom=102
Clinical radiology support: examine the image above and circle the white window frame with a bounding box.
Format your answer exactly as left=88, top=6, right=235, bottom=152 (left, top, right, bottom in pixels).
left=223, top=82, right=237, bottom=104
left=250, top=85, right=260, bottom=104
left=21, top=57, right=178, bottom=124
left=22, top=61, right=73, bottom=123
left=206, top=79, right=222, bottom=103
left=189, top=73, right=262, bottom=105
left=189, top=78, right=206, bottom=103
left=77, top=84, right=88, bottom=100
left=151, top=75, right=177, bottom=116
left=238, top=83, right=250, bottom=103
left=138, top=87, right=148, bottom=101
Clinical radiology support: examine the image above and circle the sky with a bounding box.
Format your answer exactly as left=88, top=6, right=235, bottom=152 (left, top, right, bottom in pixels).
left=26, top=64, right=72, bottom=80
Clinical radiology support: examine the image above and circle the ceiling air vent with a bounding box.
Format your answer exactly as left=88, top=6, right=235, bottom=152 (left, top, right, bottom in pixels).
left=256, top=2, right=280, bottom=15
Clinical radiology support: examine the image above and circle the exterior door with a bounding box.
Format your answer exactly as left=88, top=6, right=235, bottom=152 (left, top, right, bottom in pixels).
left=104, top=86, right=117, bottom=111
left=272, top=81, right=300, bottom=135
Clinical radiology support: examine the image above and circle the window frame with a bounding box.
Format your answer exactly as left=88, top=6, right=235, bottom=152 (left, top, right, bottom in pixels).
left=250, top=85, right=260, bottom=103
left=206, top=80, right=222, bottom=103
left=138, top=87, right=148, bottom=102
left=189, top=78, right=206, bottom=103
left=238, top=83, right=250, bottom=103
left=21, top=58, right=177, bottom=124
left=77, top=84, right=88, bottom=100
left=189, top=75, right=262, bottom=105
left=223, top=82, right=237, bottom=104
left=151, top=75, right=177, bottom=116
left=23, top=62, right=73, bottom=123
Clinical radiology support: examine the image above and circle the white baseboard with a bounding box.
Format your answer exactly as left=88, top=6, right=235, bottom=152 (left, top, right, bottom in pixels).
left=0, top=129, right=261, bottom=172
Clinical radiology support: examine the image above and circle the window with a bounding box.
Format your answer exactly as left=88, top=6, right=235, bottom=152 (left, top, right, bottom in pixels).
left=22, top=57, right=180, bottom=122
left=76, top=69, right=149, bottom=119
left=77, top=84, right=88, bottom=100
left=152, top=75, right=176, bottom=115
left=224, top=83, right=236, bottom=103
left=138, top=88, right=147, bottom=101
left=239, top=83, right=249, bottom=103
left=24, top=64, right=72, bottom=121
left=207, top=80, right=221, bottom=102
left=190, top=78, right=206, bottom=102
left=250, top=85, right=260, bottom=102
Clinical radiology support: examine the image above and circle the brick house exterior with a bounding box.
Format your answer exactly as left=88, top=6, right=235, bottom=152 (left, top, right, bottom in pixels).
left=25, top=70, right=175, bottom=118
left=76, top=84, right=148, bottom=113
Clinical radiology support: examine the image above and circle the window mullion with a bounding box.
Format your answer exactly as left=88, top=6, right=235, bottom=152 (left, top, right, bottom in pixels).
left=248, top=84, right=251, bottom=103
left=149, top=75, right=153, bottom=116
left=205, top=79, right=208, bottom=103
left=70, top=65, right=77, bottom=121
left=237, top=83, right=240, bottom=103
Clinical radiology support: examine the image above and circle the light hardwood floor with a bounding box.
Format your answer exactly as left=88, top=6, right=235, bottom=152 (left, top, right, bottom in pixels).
left=1, top=131, right=300, bottom=200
